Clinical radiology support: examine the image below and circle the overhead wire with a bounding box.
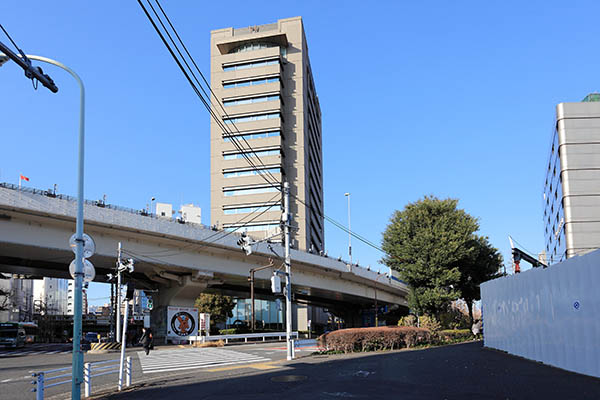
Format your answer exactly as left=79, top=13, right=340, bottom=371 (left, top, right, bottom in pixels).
left=137, top=0, right=386, bottom=257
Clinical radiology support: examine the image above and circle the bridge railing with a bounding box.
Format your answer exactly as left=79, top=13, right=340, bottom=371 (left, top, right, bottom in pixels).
left=190, top=331, right=298, bottom=344
left=30, top=357, right=132, bottom=399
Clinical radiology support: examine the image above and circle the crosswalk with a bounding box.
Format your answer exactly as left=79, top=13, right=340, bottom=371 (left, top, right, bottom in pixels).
left=137, top=348, right=271, bottom=374
left=0, top=348, right=72, bottom=357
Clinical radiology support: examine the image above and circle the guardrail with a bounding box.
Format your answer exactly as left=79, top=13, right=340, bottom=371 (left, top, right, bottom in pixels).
left=31, top=357, right=132, bottom=399
left=191, top=331, right=298, bottom=344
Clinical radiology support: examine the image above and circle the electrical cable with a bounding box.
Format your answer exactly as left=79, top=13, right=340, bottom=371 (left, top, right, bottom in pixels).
left=137, top=1, right=386, bottom=257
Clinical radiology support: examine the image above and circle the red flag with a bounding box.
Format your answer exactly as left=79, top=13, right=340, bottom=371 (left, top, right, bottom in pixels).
left=20, top=175, right=29, bottom=182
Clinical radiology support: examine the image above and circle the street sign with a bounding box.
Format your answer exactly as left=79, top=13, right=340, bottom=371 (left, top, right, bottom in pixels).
left=167, top=306, right=198, bottom=339
left=69, top=233, right=96, bottom=258
left=69, top=258, right=96, bottom=282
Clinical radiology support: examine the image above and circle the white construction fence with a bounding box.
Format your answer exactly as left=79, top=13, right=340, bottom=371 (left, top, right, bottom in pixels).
left=481, top=249, right=600, bottom=378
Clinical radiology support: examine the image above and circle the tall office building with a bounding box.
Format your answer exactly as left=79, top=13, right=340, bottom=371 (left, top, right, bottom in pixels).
left=33, top=277, right=69, bottom=315
left=543, top=93, right=600, bottom=264
left=210, top=17, right=324, bottom=252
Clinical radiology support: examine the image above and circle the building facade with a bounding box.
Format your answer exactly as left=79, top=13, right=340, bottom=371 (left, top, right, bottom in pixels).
left=543, top=94, right=600, bottom=264
left=210, top=17, right=324, bottom=252
left=67, top=280, right=88, bottom=315
left=33, top=277, right=69, bottom=315
left=0, top=276, right=33, bottom=322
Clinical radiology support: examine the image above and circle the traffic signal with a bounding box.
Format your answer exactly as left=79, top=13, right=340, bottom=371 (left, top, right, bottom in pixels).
left=125, top=282, right=135, bottom=300
left=512, top=248, right=521, bottom=274
left=237, top=233, right=253, bottom=255
left=147, top=296, right=154, bottom=311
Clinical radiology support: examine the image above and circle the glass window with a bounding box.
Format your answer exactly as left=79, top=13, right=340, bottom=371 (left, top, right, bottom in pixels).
left=223, top=186, right=279, bottom=196
left=224, top=167, right=281, bottom=178
left=223, top=95, right=280, bottom=107
left=224, top=223, right=280, bottom=232
left=223, top=76, right=279, bottom=89
left=223, top=203, right=280, bottom=214
left=223, top=149, right=280, bottom=160
left=224, top=112, right=280, bottom=125
left=224, top=130, right=280, bottom=142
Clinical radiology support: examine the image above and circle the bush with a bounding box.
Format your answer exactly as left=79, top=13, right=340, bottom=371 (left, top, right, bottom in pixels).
left=398, top=315, right=417, bottom=327
left=437, top=329, right=473, bottom=343
left=418, top=315, right=441, bottom=333
left=218, top=328, right=238, bottom=335
left=317, top=326, right=432, bottom=353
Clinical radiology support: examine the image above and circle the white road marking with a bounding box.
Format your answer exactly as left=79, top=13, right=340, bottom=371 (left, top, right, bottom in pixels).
left=137, top=348, right=271, bottom=374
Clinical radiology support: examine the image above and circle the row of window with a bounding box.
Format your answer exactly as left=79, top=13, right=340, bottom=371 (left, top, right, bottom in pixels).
left=223, top=186, right=278, bottom=196
left=223, top=77, right=278, bottom=89
left=224, top=167, right=281, bottom=178
left=223, top=149, right=280, bottom=160
left=223, top=59, right=278, bottom=71
left=231, top=42, right=277, bottom=53
left=223, top=130, right=280, bottom=142
left=223, top=94, right=279, bottom=107
left=224, top=223, right=281, bottom=232
left=224, top=112, right=280, bottom=125
left=223, top=204, right=280, bottom=215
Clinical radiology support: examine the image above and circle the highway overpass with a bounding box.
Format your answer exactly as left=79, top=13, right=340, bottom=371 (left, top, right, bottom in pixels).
left=0, top=183, right=408, bottom=332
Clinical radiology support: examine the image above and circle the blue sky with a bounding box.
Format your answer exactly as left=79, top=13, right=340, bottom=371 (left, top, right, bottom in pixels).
left=2, top=1, right=599, bottom=305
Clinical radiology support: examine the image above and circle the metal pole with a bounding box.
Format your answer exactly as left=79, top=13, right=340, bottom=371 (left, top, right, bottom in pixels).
left=35, top=372, right=44, bottom=400
left=250, top=270, right=255, bottom=332
left=110, top=281, right=114, bottom=341
left=83, top=363, right=91, bottom=398
left=283, top=182, right=293, bottom=360
left=345, top=193, right=352, bottom=264
left=126, top=356, right=132, bottom=387
left=116, top=242, right=122, bottom=343
left=118, top=296, right=129, bottom=391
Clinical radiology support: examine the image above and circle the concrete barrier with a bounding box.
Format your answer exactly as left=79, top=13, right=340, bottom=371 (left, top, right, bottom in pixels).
left=88, top=342, right=121, bottom=353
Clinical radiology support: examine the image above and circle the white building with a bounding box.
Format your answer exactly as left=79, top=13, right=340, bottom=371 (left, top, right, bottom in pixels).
left=180, top=204, right=202, bottom=224
left=0, top=275, right=34, bottom=322
left=67, top=280, right=88, bottom=315
left=33, top=277, right=69, bottom=315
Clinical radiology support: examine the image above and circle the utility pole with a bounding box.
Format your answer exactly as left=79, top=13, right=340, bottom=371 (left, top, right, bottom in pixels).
left=248, top=259, right=274, bottom=332
left=283, top=182, right=293, bottom=361
left=345, top=193, right=352, bottom=264
left=116, top=242, right=122, bottom=343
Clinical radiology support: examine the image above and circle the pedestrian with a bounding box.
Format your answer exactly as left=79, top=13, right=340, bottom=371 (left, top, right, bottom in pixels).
left=471, top=319, right=482, bottom=338
left=140, top=327, right=153, bottom=355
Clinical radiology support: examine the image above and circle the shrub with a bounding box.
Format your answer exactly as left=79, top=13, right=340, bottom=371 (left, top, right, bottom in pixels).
left=317, top=326, right=432, bottom=353
left=398, top=315, right=417, bottom=327
left=194, top=339, right=225, bottom=348
left=218, top=328, right=238, bottom=335
left=437, top=329, right=473, bottom=344
left=418, top=315, right=441, bottom=333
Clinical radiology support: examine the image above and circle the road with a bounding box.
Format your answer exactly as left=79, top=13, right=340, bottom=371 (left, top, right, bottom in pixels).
left=99, top=341, right=600, bottom=400
left=0, top=341, right=312, bottom=399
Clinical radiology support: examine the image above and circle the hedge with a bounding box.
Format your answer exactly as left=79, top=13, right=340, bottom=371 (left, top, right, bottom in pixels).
left=317, top=326, right=432, bottom=353
left=437, top=329, right=473, bottom=343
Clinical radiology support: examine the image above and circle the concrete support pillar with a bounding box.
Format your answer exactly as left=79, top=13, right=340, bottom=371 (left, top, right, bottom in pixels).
left=150, top=276, right=208, bottom=343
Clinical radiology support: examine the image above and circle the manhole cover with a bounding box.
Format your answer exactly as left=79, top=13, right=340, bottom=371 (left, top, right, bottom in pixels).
left=271, top=375, right=308, bottom=382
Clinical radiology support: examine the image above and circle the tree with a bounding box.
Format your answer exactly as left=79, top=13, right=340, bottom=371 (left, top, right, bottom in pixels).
left=381, top=196, right=479, bottom=317
left=456, top=235, right=504, bottom=325
left=194, top=293, right=235, bottom=324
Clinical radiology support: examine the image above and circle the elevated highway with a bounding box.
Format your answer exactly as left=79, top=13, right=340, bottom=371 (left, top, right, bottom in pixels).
left=0, top=183, right=408, bottom=330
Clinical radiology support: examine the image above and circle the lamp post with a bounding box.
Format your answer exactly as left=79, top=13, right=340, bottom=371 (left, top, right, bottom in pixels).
left=344, top=193, right=352, bottom=264
left=1, top=53, right=87, bottom=399
left=150, top=197, right=156, bottom=215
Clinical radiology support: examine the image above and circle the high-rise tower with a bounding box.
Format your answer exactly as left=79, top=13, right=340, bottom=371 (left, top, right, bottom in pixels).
left=210, top=17, right=324, bottom=252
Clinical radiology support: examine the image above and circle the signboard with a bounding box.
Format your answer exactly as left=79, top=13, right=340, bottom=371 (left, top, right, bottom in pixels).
left=167, top=306, right=198, bottom=339
left=199, top=313, right=210, bottom=335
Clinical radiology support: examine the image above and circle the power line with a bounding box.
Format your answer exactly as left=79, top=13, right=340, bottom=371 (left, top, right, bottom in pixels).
left=137, top=1, right=385, bottom=257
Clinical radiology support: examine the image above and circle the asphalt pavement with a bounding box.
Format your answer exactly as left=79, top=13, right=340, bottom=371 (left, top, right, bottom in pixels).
left=99, top=341, right=600, bottom=400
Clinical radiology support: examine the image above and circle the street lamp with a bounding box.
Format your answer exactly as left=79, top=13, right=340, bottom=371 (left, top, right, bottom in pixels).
left=344, top=193, right=352, bottom=264
left=150, top=197, right=156, bottom=215
left=1, top=52, right=87, bottom=399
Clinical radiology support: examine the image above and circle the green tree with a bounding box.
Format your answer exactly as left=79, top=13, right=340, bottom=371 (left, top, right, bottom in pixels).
left=457, top=235, right=504, bottom=325
left=194, top=293, right=235, bottom=324
left=381, top=196, right=479, bottom=317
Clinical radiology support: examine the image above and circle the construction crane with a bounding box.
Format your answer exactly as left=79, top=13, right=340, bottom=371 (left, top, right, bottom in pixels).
left=509, top=236, right=547, bottom=273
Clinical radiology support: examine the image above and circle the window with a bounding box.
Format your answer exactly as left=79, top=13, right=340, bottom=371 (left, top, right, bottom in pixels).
left=223, top=77, right=279, bottom=89
left=223, top=59, right=278, bottom=71
left=224, top=167, right=281, bottom=178
left=223, top=204, right=280, bottom=214
left=224, top=112, right=280, bottom=125
left=223, top=186, right=278, bottom=196
left=230, top=41, right=277, bottom=53
left=223, top=149, right=280, bottom=160
left=223, top=130, right=280, bottom=142
left=223, top=95, right=279, bottom=107
left=224, top=223, right=281, bottom=232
